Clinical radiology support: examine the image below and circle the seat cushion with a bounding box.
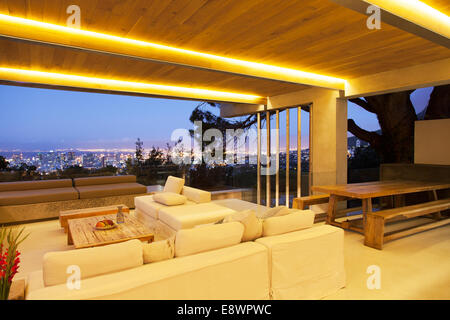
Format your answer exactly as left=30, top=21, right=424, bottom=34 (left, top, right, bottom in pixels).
left=0, top=179, right=73, bottom=192
left=175, top=222, right=244, bottom=257
left=76, top=183, right=147, bottom=199
left=74, top=175, right=136, bottom=187
left=134, top=195, right=196, bottom=219
left=159, top=202, right=236, bottom=231
left=43, top=239, right=143, bottom=287
left=0, top=187, right=78, bottom=206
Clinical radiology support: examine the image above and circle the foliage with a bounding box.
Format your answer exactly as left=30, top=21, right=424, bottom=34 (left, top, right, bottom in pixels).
left=0, top=227, right=29, bottom=300
left=0, top=156, right=8, bottom=171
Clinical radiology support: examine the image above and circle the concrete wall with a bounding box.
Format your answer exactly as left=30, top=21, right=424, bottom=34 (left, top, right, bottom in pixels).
left=415, top=119, right=450, bottom=165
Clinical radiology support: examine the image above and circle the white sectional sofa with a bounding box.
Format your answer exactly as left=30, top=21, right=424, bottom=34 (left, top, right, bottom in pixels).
left=135, top=185, right=247, bottom=238
left=26, top=223, right=345, bottom=300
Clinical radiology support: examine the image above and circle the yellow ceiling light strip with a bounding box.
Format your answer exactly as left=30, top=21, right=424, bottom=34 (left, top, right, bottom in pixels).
left=365, top=0, right=450, bottom=38
left=0, top=14, right=346, bottom=90
left=0, top=67, right=266, bottom=104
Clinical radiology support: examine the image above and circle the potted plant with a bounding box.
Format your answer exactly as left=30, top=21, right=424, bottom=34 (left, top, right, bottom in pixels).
left=0, top=227, right=29, bottom=300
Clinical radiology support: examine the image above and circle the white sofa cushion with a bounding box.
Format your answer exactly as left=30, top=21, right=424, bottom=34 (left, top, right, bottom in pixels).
left=163, top=176, right=185, bottom=194
left=143, top=238, right=175, bottom=263
left=159, top=202, right=236, bottom=231
left=27, top=242, right=269, bottom=300
left=223, top=209, right=263, bottom=241
left=256, top=225, right=346, bottom=299
left=43, top=239, right=143, bottom=287
left=262, top=209, right=315, bottom=237
left=135, top=195, right=196, bottom=219
left=257, top=206, right=290, bottom=219
left=153, top=192, right=187, bottom=206
left=181, top=186, right=211, bottom=203
left=175, top=222, right=244, bottom=257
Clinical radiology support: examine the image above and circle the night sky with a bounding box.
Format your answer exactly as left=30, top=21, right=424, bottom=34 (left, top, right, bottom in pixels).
left=0, top=84, right=433, bottom=152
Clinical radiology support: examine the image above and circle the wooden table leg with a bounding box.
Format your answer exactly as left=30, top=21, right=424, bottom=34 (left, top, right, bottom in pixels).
left=326, top=194, right=339, bottom=225
left=67, top=228, right=73, bottom=245
left=428, top=190, right=442, bottom=219
left=362, top=197, right=373, bottom=233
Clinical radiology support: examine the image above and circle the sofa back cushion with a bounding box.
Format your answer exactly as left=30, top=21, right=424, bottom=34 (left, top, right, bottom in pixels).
left=73, top=175, right=136, bottom=187
left=153, top=192, right=187, bottom=206
left=181, top=186, right=211, bottom=203
left=175, top=222, right=244, bottom=257
left=262, top=210, right=315, bottom=237
left=223, top=210, right=263, bottom=242
left=163, top=176, right=185, bottom=194
left=0, top=179, right=73, bottom=192
left=143, top=238, right=175, bottom=264
left=43, top=239, right=143, bottom=287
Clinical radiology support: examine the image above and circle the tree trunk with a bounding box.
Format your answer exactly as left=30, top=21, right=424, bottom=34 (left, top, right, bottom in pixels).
left=425, top=84, right=450, bottom=120
left=349, top=91, right=417, bottom=163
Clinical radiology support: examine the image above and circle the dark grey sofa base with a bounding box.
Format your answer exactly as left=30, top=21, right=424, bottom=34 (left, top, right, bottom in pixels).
left=0, top=193, right=149, bottom=224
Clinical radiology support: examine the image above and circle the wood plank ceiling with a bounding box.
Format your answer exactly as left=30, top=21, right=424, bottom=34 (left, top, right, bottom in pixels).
left=0, top=0, right=449, bottom=99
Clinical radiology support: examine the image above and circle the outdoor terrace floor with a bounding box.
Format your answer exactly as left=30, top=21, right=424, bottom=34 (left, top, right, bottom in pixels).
left=14, top=212, right=450, bottom=300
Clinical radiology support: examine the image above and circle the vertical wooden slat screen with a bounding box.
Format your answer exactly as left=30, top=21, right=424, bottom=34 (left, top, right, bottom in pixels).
left=286, top=109, right=290, bottom=208
left=275, top=110, right=280, bottom=206
left=297, top=107, right=301, bottom=198
left=257, top=112, right=261, bottom=205
left=266, top=111, right=271, bottom=207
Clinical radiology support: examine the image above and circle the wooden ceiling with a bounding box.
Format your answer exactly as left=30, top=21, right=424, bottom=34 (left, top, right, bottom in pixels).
left=0, top=0, right=449, bottom=99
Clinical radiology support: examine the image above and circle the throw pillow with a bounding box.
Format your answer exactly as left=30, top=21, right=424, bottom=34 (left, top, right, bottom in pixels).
left=143, top=238, right=175, bottom=264
left=153, top=192, right=187, bottom=206
left=223, top=209, right=263, bottom=241
left=163, top=176, right=185, bottom=194
left=257, top=206, right=291, bottom=219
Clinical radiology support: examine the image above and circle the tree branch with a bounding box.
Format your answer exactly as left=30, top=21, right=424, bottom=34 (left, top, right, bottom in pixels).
left=348, top=119, right=382, bottom=148
left=349, top=98, right=376, bottom=114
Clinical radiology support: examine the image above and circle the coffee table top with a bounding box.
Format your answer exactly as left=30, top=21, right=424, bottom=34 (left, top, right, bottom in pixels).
left=68, top=213, right=153, bottom=249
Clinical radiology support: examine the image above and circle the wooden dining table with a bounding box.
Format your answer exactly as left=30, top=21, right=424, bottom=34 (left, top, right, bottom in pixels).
left=311, top=180, right=450, bottom=234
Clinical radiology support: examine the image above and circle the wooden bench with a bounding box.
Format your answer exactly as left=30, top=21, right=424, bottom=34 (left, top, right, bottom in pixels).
left=59, top=205, right=129, bottom=233
left=364, top=199, right=450, bottom=250
left=293, top=194, right=330, bottom=210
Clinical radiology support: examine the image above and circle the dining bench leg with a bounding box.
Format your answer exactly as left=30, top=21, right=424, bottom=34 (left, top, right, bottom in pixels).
left=364, top=214, right=385, bottom=250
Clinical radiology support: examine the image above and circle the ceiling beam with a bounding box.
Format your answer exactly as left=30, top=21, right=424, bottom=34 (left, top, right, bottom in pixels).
left=345, top=58, right=450, bottom=98
left=330, top=0, right=450, bottom=48
left=220, top=103, right=266, bottom=118
left=0, top=67, right=267, bottom=105
left=0, top=14, right=346, bottom=90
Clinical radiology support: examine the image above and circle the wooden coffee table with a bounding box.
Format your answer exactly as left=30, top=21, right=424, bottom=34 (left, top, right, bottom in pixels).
left=60, top=205, right=130, bottom=233
left=67, top=213, right=154, bottom=249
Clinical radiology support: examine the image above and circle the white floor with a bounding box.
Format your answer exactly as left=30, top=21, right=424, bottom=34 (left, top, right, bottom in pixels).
left=13, top=212, right=450, bottom=300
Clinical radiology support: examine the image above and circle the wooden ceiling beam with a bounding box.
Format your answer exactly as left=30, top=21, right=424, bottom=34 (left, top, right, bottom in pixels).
left=330, top=0, right=450, bottom=48
left=0, top=13, right=346, bottom=90
left=345, top=58, right=450, bottom=98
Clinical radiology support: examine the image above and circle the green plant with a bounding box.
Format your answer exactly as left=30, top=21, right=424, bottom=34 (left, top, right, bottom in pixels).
left=0, top=227, right=29, bottom=300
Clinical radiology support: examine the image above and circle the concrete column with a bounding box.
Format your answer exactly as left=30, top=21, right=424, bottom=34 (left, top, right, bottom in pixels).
left=310, top=90, right=348, bottom=188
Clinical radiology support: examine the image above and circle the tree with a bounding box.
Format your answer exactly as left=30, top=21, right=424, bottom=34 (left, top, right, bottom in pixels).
left=135, top=138, right=144, bottom=163
left=348, top=84, right=450, bottom=163
left=0, top=156, right=8, bottom=171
